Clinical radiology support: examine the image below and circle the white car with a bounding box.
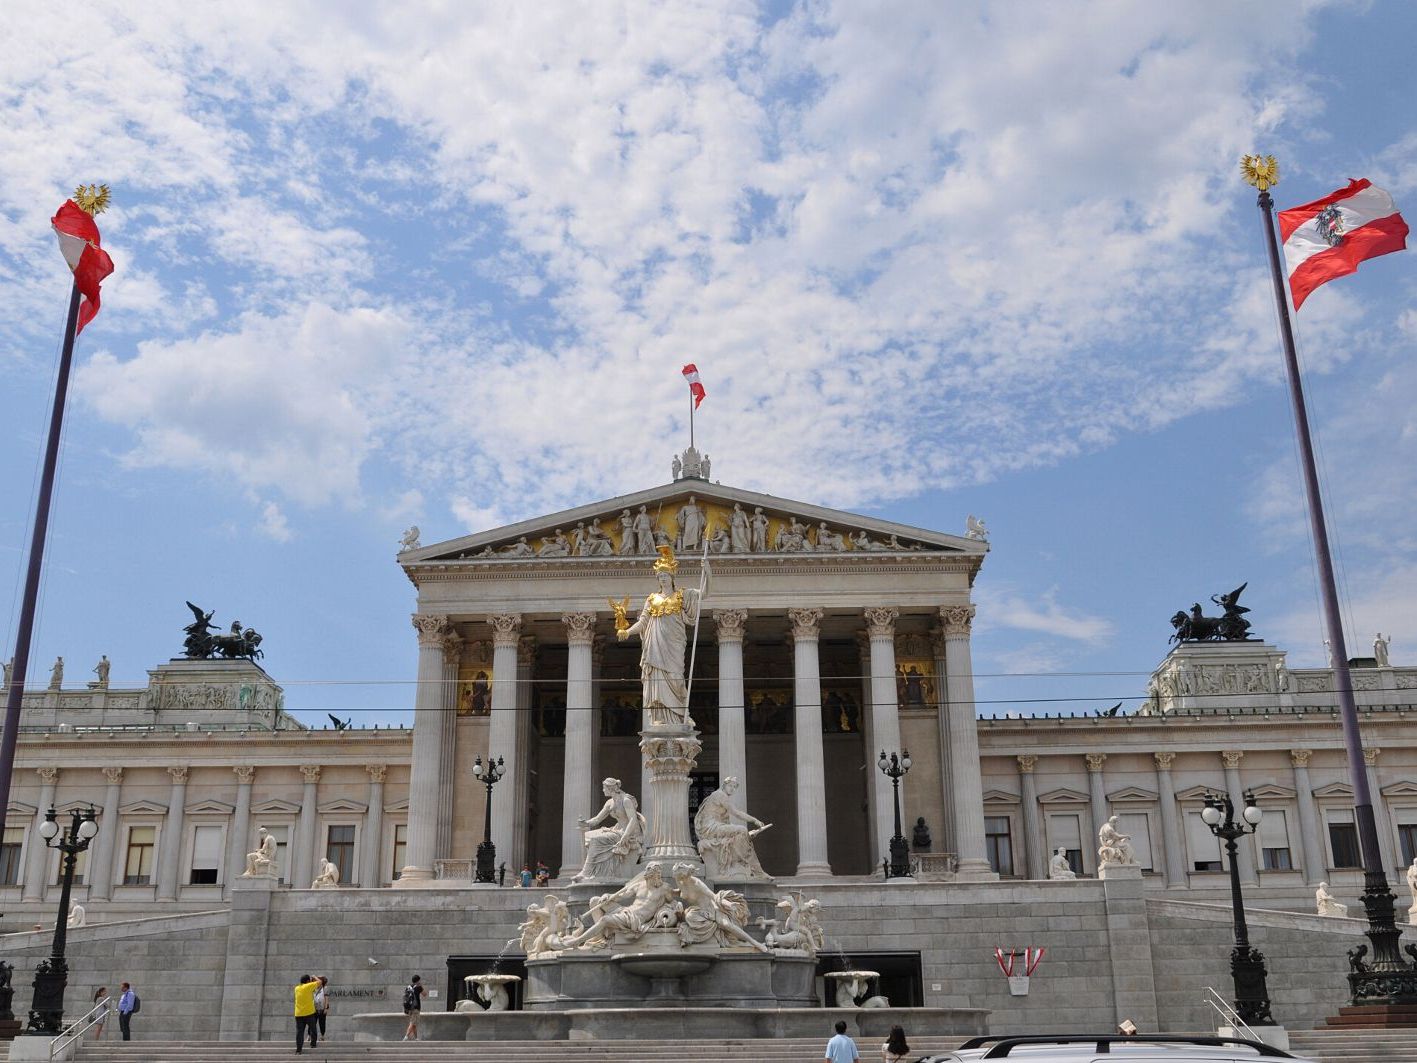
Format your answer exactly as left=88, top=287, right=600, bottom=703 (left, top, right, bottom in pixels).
left=919, top=1035, right=1315, bottom=1062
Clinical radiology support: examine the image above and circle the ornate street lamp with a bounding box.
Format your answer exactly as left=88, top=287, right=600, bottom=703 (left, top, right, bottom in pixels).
left=878, top=749, right=912, bottom=878
left=25, top=806, right=98, bottom=1035
left=1202, top=791, right=1275, bottom=1027
left=472, top=755, right=506, bottom=884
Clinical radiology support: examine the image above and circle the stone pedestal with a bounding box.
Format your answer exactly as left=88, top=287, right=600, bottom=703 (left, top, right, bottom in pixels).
left=640, top=723, right=702, bottom=867
left=1144, top=641, right=1287, bottom=715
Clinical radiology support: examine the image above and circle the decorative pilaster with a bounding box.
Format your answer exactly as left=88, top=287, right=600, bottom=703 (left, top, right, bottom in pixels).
left=226, top=765, right=255, bottom=896
left=561, top=612, right=597, bottom=876
left=715, top=609, right=749, bottom=811
left=23, top=768, right=59, bottom=901
left=364, top=765, right=387, bottom=888
left=156, top=766, right=190, bottom=901
left=941, top=605, right=992, bottom=880
left=1085, top=752, right=1109, bottom=856
left=789, top=607, right=831, bottom=876
left=1290, top=750, right=1323, bottom=884
left=399, top=613, right=452, bottom=884
left=864, top=607, right=902, bottom=867
left=1363, top=747, right=1396, bottom=872
left=292, top=764, right=320, bottom=889
left=1220, top=751, right=1258, bottom=886
left=485, top=615, right=523, bottom=871
left=435, top=632, right=462, bottom=861
left=1153, top=752, right=1185, bottom=889
left=1017, top=755, right=1045, bottom=879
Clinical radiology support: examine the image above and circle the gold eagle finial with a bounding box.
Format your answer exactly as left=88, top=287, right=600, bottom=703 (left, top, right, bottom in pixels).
left=1240, top=155, right=1280, bottom=192
left=73, top=184, right=112, bottom=216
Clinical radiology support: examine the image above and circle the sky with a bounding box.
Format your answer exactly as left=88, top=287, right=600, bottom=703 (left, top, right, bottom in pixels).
left=2, top=0, right=1415, bottom=728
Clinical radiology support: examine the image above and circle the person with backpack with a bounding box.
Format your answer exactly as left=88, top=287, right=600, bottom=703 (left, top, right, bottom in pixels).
left=117, top=982, right=139, bottom=1041
left=402, top=974, right=425, bottom=1041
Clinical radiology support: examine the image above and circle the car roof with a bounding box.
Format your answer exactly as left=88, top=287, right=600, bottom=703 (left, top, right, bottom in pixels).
left=923, top=1034, right=1307, bottom=1062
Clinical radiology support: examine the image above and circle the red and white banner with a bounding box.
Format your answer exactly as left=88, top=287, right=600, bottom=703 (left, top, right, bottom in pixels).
left=1278, top=179, right=1407, bottom=310
left=52, top=199, right=115, bottom=334
left=993, top=947, right=1045, bottom=978
left=681, top=363, right=706, bottom=408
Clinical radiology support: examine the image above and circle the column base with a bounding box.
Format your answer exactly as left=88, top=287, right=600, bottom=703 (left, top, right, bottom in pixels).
left=953, top=859, right=998, bottom=882
left=792, top=862, right=833, bottom=878
left=391, top=866, right=435, bottom=888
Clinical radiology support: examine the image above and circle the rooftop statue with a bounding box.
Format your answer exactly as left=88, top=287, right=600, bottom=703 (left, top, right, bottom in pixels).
left=183, top=601, right=264, bottom=661
left=1168, top=583, right=1256, bottom=643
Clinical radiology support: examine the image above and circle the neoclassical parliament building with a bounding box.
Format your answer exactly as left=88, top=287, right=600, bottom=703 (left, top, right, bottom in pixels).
left=5, top=449, right=1415, bottom=923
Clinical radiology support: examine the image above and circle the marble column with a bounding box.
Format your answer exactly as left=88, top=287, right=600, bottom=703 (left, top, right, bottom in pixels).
left=1085, top=753, right=1109, bottom=856
left=1364, top=747, right=1395, bottom=873
left=226, top=766, right=254, bottom=897
left=1017, top=755, right=1045, bottom=879
left=363, top=765, right=387, bottom=888
left=865, top=607, right=903, bottom=867
left=561, top=612, right=597, bottom=876
left=156, top=766, right=189, bottom=901
left=87, top=767, right=124, bottom=902
left=292, top=764, right=320, bottom=889
left=1221, top=751, right=1258, bottom=886
left=1153, top=752, right=1186, bottom=889
left=789, top=607, right=831, bottom=876
left=942, top=605, right=992, bottom=880
left=399, top=613, right=452, bottom=883
left=486, top=615, right=523, bottom=872
left=435, top=631, right=462, bottom=861
left=513, top=634, right=537, bottom=870
left=931, top=630, right=957, bottom=857
left=1291, top=749, right=1324, bottom=884
left=23, top=767, right=59, bottom=901
left=715, top=609, right=749, bottom=810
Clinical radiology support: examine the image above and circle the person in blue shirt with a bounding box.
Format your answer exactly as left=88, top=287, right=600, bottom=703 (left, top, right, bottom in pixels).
left=824, top=1019, right=860, bottom=1063
left=117, top=982, right=137, bottom=1041
left=519, top=865, right=533, bottom=888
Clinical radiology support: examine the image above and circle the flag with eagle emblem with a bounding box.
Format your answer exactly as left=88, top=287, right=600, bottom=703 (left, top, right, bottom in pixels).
left=1278, top=179, right=1407, bottom=310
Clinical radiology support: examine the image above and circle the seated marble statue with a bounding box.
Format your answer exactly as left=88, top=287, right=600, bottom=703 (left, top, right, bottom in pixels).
left=815, top=523, right=846, bottom=551
left=566, top=862, right=678, bottom=950
left=1049, top=847, right=1077, bottom=880
left=537, top=529, right=571, bottom=557
left=1408, top=858, right=1417, bottom=924
left=582, top=518, right=614, bottom=556
left=571, top=777, right=646, bottom=883
left=757, top=894, right=826, bottom=956
left=1097, top=815, right=1138, bottom=867
left=1316, top=881, right=1348, bottom=918
left=518, top=895, right=583, bottom=958
left=67, top=903, right=86, bottom=928
left=242, top=827, right=277, bottom=877
left=312, top=857, right=340, bottom=889
left=673, top=862, right=769, bottom=952
left=693, top=776, right=770, bottom=880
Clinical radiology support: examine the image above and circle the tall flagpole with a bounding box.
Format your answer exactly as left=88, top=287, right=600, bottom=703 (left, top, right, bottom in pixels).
left=0, top=282, right=84, bottom=848
left=1247, top=155, right=1416, bottom=1008
left=689, top=389, right=695, bottom=452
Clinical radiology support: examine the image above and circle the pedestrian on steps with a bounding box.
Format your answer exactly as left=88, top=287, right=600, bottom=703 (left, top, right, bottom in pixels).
left=402, top=974, right=425, bottom=1041
left=293, top=974, right=319, bottom=1054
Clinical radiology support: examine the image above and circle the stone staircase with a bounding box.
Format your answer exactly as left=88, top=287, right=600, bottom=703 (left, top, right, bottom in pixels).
left=1289, top=1028, right=1417, bottom=1062
left=71, top=1036, right=968, bottom=1062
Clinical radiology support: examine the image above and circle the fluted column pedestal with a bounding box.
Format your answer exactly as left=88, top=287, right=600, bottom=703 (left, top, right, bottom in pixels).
left=640, top=723, right=702, bottom=867
left=790, top=608, right=831, bottom=876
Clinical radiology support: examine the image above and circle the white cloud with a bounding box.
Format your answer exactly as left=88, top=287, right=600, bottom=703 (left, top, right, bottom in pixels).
left=256, top=500, right=293, bottom=542
left=974, top=586, right=1115, bottom=646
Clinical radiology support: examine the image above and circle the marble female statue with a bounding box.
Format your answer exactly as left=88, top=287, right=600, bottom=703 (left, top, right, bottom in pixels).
left=750, top=507, right=769, bottom=552
left=730, top=503, right=750, bottom=553
left=616, top=545, right=704, bottom=727
left=242, top=827, right=277, bottom=877
left=633, top=505, right=656, bottom=554
left=617, top=510, right=636, bottom=555
left=675, top=497, right=706, bottom=551
left=694, top=776, right=770, bottom=880
left=1375, top=632, right=1391, bottom=667
left=571, top=777, right=646, bottom=883
left=673, top=862, right=769, bottom=952
left=816, top=523, right=846, bottom=551
left=538, top=529, right=571, bottom=557
left=583, top=518, right=614, bottom=556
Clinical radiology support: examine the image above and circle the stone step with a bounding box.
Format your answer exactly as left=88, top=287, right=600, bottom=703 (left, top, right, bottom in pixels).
left=1289, top=1028, right=1417, bottom=1063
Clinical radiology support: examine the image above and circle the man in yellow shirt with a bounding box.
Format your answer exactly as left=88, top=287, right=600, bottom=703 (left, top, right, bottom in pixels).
left=293, top=975, right=319, bottom=1054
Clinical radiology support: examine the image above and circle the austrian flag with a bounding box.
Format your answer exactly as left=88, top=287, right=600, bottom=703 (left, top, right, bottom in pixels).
left=1279, top=179, right=1408, bottom=310
left=681, top=363, right=706, bottom=408
left=51, top=199, right=115, bottom=334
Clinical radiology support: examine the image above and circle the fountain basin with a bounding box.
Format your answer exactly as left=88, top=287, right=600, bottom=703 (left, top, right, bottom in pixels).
left=459, top=973, right=522, bottom=1012
left=615, top=952, right=716, bottom=980
left=825, top=970, right=885, bottom=1008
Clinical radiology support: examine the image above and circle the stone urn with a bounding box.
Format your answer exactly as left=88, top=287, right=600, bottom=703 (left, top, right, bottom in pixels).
left=460, top=973, right=521, bottom=1012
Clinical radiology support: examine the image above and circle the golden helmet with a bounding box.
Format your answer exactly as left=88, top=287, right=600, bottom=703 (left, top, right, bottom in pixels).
left=653, top=544, right=679, bottom=574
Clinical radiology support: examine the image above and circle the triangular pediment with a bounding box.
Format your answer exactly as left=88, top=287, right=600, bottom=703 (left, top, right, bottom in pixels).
left=120, top=799, right=168, bottom=815
left=1381, top=780, right=1417, bottom=797
left=1038, top=787, right=1090, bottom=805
left=1313, top=782, right=1354, bottom=799
left=318, top=798, right=368, bottom=814
left=252, top=798, right=302, bottom=815
left=1106, top=786, right=1159, bottom=803
left=185, top=799, right=236, bottom=815
left=982, top=788, right=1020, bottom=804
left=403, top=479, right=987, bottom=570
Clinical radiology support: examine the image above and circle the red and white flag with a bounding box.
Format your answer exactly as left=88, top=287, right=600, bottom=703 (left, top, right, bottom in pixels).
left=52, top=199, right=115, bottom=334
left=681, top=363, right=706, bottom=408
left=1278, top=179, right=1408, bottom=310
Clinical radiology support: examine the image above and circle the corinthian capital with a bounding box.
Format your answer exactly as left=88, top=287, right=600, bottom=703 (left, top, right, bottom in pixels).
left=1016, top=754, right=1038, bottom=773
left=103, top=767, right=125, bottom=785
left=300, top=764, right=322, bottom=784
left=1290, top=749, right=1312, bottom=768
left=940, top=604, right=976, bottom=637
left=714, top=609, right=749, bottom=642
left=233, top=765, right=255, bottom=784
left=488, top=613, right=522, bottom=648
left=788, top=607, right=823, bottom=642
left=411, top=613, right=451, bottom=646
left=37, top=767, right=59, bottom=785
left=1084, top=752, right=1107, bottom=773
left=1220, top=750, right=1244, bottom=770
left=1363, top=747, right=1380, bottom=767
left=864, top=606, right=900, bottom=640
left=562, top=612, right=597, bottom=646
left=167, top=766, right=189, bottom=784
left=366, top=764, right=388, bottom=784
left=1153, top=751, right=1176, bottom=771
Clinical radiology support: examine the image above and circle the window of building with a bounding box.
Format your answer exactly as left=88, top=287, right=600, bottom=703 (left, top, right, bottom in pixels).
left=391, top=823, right=408, bottom=881
left=124, top=826, right=156, bottom=885
left=52, top=846, right=88, bottom=886
left=1046, top=812, right=1084, bottom=875
left=0, top=827, right=24, bottom=887
left=985, top=816, right=1013, bottom=877
left=1186, top=811, right=1224, bottom=872
left=1116, top=812, right=1155, bottom=872
left=1397, top=820, right=1417, bottom=867
left=326, top=825, right=355, bottom=884
left=189, top=825, right=222, bottom=885
left=1328, top=820, right=1361, bottom=869
left=1258, top=808, right=1292, bottom=871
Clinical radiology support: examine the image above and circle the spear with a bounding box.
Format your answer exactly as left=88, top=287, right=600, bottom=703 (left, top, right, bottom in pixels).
left=683, top=537, right=711, bottom=710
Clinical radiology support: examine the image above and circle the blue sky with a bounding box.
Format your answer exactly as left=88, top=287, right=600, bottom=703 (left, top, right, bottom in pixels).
left=2, top=1, right=1415, bottom=727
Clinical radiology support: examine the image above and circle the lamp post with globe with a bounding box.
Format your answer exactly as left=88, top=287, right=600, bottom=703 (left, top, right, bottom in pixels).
left=1202, top=790, right=1276, bottom=1027
left=878, top=749, right=913, bottom=878
left=472, top=755, right=506, bottom=884
left=25, top=806, right=98, bottom=1035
